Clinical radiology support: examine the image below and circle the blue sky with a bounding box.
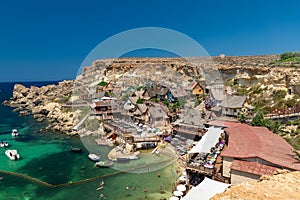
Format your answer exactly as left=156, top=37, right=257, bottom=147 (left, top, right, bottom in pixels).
left=0, top=0, right=299, bottom=82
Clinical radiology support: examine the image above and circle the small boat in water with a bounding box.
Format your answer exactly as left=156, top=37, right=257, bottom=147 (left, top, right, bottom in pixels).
left=11, top=129, right=19, bottom=137
left=115, top=155, right=138, bottom=162
left=88, top=154, right=100, bottom=162
left=95, top=161, right=113, bottom=168
left=71, top=146, right=83, bottom=153
left=0, top=139, right=8, bottom=147
left=5, top=149, right=20, bottom=160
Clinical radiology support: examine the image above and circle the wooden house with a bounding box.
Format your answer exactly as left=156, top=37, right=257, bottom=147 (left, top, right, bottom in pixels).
left=186, top=82, right=204, bottom=96
left=148, top=105, right=169, bottom=127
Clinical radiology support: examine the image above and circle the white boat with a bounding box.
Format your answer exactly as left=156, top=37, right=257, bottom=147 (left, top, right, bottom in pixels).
left=11, top=129, right=19, bottom=137
left=5, top=149, right=20, bottom=160
left=0, top=139, right=8, bottom=147
left=95, top=161, right=113, bottom=168
left=128, top=155, right=138, bottom=160
left=88, top=154, right=100, bottom=162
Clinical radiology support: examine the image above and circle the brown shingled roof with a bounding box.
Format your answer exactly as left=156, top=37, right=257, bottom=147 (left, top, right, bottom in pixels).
left=169, top=88, right=188, bottom=98
left=231, top=160, right=279, bottom=176
left=219, top=94, right=246, bottom=108
left=205, top=120, right=240, bottom=128
left=221, top=124, right=300, bottom=171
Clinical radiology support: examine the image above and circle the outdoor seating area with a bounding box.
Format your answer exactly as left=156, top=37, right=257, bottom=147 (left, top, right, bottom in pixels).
left=186, top=127, right=226, bottom=174
left=170, top=134, right=189, bottom=156
left=104, top=119, right=137, bottom=135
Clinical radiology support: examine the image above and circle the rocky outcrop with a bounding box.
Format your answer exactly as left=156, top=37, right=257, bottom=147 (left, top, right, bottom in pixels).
left=211, top=170, right=300, bottom=200
left=3, top=80, right=76, bottom=135
left=77, top=55, right=300, bottom=96
left=3, top=55, right=300, bottom=135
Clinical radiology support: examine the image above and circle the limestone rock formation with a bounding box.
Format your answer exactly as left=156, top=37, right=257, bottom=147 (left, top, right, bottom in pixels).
left=210, top=171, right=300, bottom=200
left=4, top=80, right=75, bottom=135
left=3, top=55, right=300, bottom=135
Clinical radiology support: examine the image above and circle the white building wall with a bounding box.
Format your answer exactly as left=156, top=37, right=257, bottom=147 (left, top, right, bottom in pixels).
left=222, top=157, right=233, bottom=178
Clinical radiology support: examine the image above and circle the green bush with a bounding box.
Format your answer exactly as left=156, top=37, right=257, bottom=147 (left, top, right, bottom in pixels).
left=152, top=97, right=159, bottom=103
left=272, top=90, right=287, bottom=99
left=136, top=98, right=145, bottom=104
left=280, top=52, right=295, bottom=61
left=252, top=111, right=270, bottom=127
left=98, top=81, right=108, bottom=86
left=279, top=52, right=300, bottom=63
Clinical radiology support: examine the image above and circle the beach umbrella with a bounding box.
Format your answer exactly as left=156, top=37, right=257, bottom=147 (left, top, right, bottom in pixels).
left=173, top=190, right=183, bottom=197
left=176, top=184, right=186, bottom=192
left=179, top=176, right=186, bottom=182
left=169, top=196, right=179, bottom=200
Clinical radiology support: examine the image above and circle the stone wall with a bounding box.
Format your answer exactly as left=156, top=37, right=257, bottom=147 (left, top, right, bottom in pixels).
left=231, top=169, right=260, bottom=184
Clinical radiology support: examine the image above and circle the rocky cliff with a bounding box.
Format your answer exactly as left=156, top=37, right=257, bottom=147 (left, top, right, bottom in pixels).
left=3, top=55, right=300, bottom=135
left=211, top=170, right=300, bottom=200
left=78, top=55, right=300, bottom=95
left=3, top=80, right=75, bottom=134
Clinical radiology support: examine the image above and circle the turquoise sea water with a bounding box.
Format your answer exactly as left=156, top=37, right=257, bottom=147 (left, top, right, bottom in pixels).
left=0, top=82, right=178, bottom=200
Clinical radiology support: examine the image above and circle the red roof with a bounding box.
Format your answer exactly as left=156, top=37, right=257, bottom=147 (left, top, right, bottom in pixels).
left=231, top=160, right=279, bottom=176
left=221, top=124, right=300, bottom=171
left=94, top=101, right=110, bottom=107
left=205, top=120, right=240, bottom=128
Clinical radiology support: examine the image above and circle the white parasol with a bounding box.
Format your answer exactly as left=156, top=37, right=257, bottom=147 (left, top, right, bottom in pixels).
left=179, top=175, right=186, bottom=181
left=173, top=190, right=183, bottom=197
left=176, top=184, right=187, bottom=192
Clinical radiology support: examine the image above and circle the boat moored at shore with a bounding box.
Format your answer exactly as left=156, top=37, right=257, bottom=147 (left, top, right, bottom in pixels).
left=95, top=161, right=113, bottom=168
left=5, top=149, right=20, bottom=160
left=71, top=146, right=83, bottom=153
left=0, top=139, right=9, bottom=147
left=88, top=153, right=100, bottom=162
left=11, top=129, right=19, bottom=137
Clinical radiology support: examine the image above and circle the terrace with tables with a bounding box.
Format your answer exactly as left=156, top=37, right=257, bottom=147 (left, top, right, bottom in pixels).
left=186, top=127, right=226, bottom=176
left=103, top=119, right=161, bottom=144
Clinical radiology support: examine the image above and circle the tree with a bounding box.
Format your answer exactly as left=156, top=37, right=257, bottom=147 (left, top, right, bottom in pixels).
left=238, top=113, right=248, bottom=123
left=251, top=111, right=269, bottom=127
